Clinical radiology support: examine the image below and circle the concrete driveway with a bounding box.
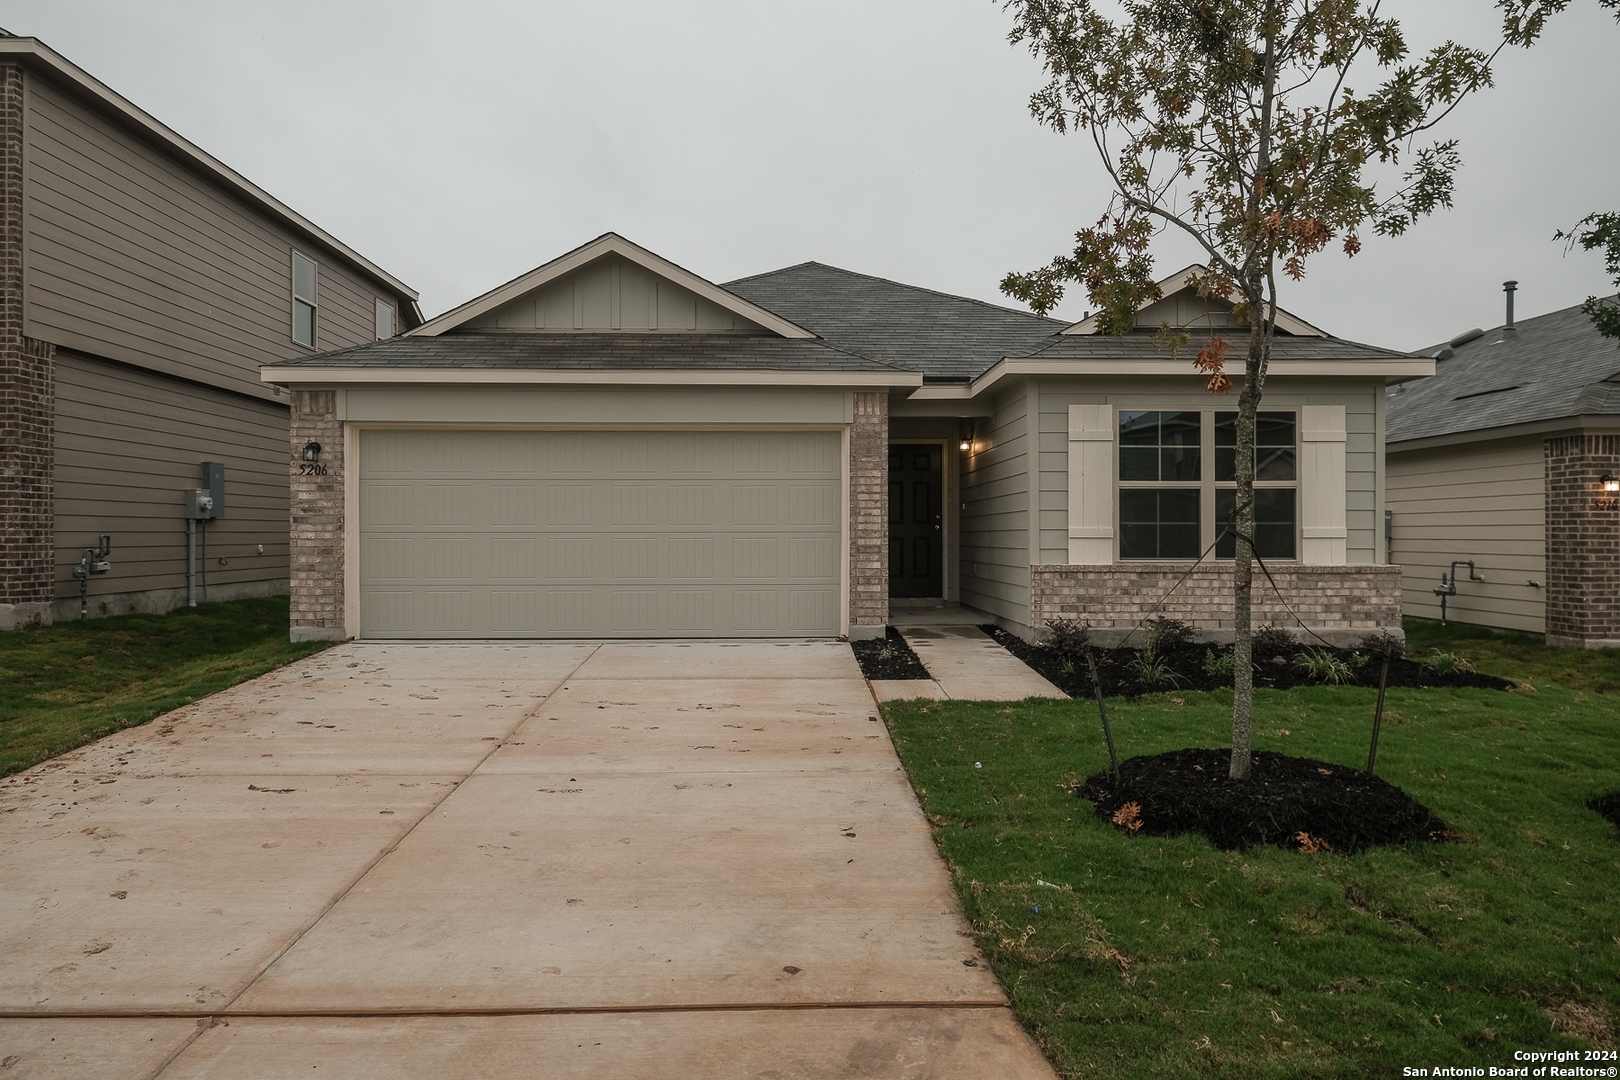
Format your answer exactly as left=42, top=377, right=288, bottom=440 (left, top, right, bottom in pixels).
left=0, top=641, right=1057, bottom=1079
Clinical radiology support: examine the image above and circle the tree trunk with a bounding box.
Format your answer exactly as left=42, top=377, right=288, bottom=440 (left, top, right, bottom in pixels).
left=1229, top=300, right=1268, bottom=781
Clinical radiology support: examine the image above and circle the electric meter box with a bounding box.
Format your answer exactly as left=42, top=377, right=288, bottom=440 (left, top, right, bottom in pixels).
left=200, top=461, right=225, bottom=519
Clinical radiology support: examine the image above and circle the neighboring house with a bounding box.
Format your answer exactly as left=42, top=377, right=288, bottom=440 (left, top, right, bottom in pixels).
left=1386, top=287, right=1620, bottom=648
left=0, top=32, right=419, bottom=630
left=264, top=233, right=1426, bottom=644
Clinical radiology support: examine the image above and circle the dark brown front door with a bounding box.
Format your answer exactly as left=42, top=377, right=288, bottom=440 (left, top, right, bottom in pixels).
left=888, top=443, right=943, bottom=598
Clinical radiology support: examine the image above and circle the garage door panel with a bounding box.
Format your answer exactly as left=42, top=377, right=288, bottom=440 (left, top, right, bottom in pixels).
left=359, top=430, right=841, bottom=638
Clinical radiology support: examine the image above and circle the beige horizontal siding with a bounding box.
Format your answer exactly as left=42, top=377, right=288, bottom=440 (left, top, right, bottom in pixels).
left=52, top=351, right=292, bottom=604
left=24, top=76, right=392, bottom=400
left=1387, top=437, right=1545, bottom=633
left=960, top=385, right=1030, bottom=628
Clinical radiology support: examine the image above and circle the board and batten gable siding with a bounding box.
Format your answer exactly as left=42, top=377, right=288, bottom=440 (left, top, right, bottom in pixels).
left=51, top=350, right=290, bottom=609
left=21, top=74, right=389, bottom=401
left=959, top=382, right=1032, bottom=630
left=1035, top=380, right=1384, bottom=564
left=466, top=253, right=768, bottom=333
left=1386, top=437, right=1546, bottom=633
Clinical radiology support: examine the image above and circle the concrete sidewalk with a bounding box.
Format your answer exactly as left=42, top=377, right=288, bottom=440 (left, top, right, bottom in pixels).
left=869, top=604, right=1067, bottom=702
left=0, top=641, right=1057, bottom=1079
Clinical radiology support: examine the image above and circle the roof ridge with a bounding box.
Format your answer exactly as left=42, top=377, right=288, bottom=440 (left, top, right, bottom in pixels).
left=726, top=261, right=1069, bottom=327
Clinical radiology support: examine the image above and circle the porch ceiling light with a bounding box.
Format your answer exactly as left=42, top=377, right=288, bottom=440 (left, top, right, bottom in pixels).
left=1603, top=472, right=1618, bottom=493
left=302, top=441, right=322, bottom=462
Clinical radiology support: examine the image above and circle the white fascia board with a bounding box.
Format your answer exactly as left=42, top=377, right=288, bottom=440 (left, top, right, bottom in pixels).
left=261, top=367, right=920, bottom=389
left=0, top=38, right=418, bottom=303
left=906, top=356, right=1434, bottom=400
left=1059, top=263, right=1325, bottom=337
left=409, top=233, right=817, bottom=340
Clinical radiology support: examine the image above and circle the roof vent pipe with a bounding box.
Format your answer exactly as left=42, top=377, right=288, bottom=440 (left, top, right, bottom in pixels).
left=1503, top=280, right=1517, bottom=332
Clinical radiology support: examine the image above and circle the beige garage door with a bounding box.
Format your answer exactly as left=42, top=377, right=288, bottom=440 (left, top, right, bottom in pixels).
left=357, top=429, right=843, bottom=638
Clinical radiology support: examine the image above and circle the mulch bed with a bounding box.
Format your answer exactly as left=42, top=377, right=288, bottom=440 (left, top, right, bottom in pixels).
left=849, top=626, right=932, bottom=681
left=984, top=626, right=1514, bottom=698
left=1075, top=748, right=1454, bottom=853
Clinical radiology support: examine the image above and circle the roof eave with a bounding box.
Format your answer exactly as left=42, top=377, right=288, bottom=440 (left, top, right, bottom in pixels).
left=260, top=366, right=922, bottom=390
left=906, top=356, right=1434, bottom=400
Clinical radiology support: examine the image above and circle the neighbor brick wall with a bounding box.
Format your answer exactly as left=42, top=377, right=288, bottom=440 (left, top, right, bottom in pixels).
left=1030, top=563, right=1401, bottom=644
left=0, top=64, right=55, bottom=608
left=848, top=392, right=888, bottom=633
left=1545, top=434, right=1620, bottom=648
left=288, top=390, right=344, bottom=638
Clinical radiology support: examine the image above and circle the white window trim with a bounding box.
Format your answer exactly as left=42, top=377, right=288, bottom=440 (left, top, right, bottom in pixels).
left=1066, top=403, right=1348, bottom=565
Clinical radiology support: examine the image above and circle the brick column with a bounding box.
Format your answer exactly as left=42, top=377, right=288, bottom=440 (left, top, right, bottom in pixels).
left=0, top=64, right=56, bottom=621
left=1545, top=434, right=1620, bottom=648
left=289, top=390, right=346, bottom=640
left=848, top=391, right=888, bottom=639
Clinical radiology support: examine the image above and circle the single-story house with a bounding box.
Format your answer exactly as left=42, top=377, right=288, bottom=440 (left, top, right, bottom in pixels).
left=1386, top=285, right=1620, bottom=648
left=0, top=31, right=419, bottom=630
left=263, top=233, right=1428, bottom=644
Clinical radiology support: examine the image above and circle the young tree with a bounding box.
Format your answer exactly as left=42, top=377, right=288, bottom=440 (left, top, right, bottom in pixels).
left=1001, top=0, right=1506, bottom=779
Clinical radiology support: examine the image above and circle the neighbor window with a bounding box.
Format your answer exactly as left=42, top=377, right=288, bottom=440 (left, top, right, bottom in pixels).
left=292, top=252, right=318, bottom=347
left=1118, top=409, right=1297, bottom=560
left=375, top=298, right=396, bottom=339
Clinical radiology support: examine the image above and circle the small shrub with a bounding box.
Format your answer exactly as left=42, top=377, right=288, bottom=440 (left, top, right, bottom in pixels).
left=1293, top=647, right=1354, bottom=685
left=1112, top=801, right=1144, bottom=832
left=1202, top=647, right=1234, bottom=679
left=1128, top=647, right=1185, bottom=688
left=1356, top=631, right=1406, bottom=660
left=1423, top=648, right=1476, bottom=675
left=1143, top=616, right=1195, bottom=652
left=1044, top=618, right=1092, bottom=664
left=1253, top=624, right=1297, bottom=658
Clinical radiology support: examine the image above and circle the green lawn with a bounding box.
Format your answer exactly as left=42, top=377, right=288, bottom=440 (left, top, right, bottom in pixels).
left=0, top=596, right=331, bottom=777
left=883, top=621, right=1620, bottom=1078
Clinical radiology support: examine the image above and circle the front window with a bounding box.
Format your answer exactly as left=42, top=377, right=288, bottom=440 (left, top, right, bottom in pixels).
left=1118, top=409, right=1298, bottom=560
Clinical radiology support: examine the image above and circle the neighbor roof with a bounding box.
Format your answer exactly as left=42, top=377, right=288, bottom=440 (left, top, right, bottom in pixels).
left=723, top=262, right=1068, bottom=381
left=1386, top=298, right=1620, bottom=444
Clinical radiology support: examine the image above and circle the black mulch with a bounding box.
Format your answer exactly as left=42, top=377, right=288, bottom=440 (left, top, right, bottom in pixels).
left=1591, top=791, right=1620, bottom=835
left=984, top=626, right=1513, bottom=699
left=850, top=626, right=932, bottom=681
left=1075, top=748, right=1454, bottom=853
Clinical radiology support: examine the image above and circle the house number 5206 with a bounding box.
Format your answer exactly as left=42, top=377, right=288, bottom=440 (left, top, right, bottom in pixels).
left=298, top=463, right=328, bottom=476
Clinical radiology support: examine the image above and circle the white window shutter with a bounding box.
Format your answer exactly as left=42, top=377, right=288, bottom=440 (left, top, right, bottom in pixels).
left=1299, top=405, right=1347, bottom=564
left=1068, top=404, right=1114, bottom=563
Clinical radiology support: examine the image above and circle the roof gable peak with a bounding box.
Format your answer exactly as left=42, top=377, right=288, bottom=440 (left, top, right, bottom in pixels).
left=410, top=233, right=815, bottom=339
left=1060, top=263, right=1326, bottom=337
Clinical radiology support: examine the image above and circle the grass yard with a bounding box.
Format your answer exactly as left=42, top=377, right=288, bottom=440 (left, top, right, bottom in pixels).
left=883, top=622, right=1620, bottom=1078
left=0, top=596, right=331, bottom=777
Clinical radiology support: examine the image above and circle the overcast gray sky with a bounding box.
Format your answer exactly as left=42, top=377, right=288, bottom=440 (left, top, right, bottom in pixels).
left=4, top=0, right=1616, bottom=352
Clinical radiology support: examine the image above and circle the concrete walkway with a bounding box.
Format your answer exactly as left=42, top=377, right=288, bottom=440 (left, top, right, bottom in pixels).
left=0, top=641, right=1057, bottom=1079
left=870, top=604, right=1067, bottom=703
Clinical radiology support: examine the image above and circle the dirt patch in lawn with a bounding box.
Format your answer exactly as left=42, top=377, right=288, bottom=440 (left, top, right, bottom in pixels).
left=1075, top=748, right=1455, bottom=853
left=1590, top=790, right=1620, bottom=836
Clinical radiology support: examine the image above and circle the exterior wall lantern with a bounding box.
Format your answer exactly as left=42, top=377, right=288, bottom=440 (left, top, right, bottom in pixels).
left=959, top=439, right=972, bottom=452
left=302, top=441, right=322, bottom=462
left=1603, top=472, right=1618, bottom=493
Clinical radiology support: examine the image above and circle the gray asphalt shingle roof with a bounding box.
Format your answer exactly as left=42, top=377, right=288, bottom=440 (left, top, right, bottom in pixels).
left=723, top=262, right=1068, bottom=380
left=1386, top=298, right=1620, bottom=443
left=265, top=332, right=913, bottom=375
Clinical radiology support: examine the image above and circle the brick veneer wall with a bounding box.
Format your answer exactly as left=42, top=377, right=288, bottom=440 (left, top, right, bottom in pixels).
left=1545, top=434, right=1620, bottom=648
left=0, top=64, right=56, bottom=612
left=848, top=391, right=888, bottom=637
left=288, top=390, right=345, bottom=640
left=1030, top=563, right=1402, bottom=646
